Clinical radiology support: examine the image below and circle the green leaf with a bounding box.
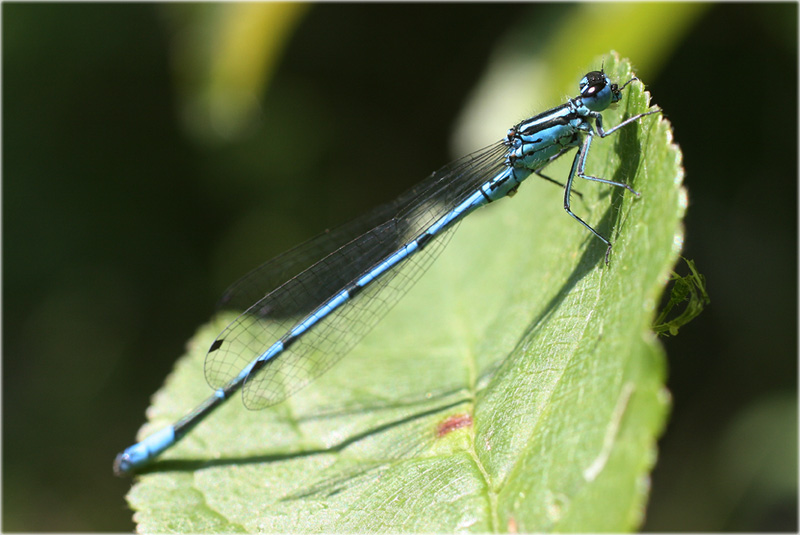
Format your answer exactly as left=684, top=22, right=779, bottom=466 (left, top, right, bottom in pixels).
left=124, top=53, right=685, bottom=533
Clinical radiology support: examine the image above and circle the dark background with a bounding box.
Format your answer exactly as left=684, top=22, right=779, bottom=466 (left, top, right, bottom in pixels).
left=3, top=3, right=796, bottom=531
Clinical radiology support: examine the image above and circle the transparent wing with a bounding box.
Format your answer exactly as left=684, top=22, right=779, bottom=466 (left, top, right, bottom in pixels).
left=205, top=140, right=511, bottom=408
left=242, top=222, right=458, bottom=408
left=215, top=190, right=419, bottom=317
left=215, top=140, right=509, bottom=316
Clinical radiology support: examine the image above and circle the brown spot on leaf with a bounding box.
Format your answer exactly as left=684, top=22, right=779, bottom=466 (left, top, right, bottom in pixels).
left=436, top=413, right=473, bottom=438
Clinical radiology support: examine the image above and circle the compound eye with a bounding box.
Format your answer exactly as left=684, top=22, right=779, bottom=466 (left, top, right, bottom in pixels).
left=579, top=70, right=615, bottom=111
left=581, top=70, right=607, bottom=97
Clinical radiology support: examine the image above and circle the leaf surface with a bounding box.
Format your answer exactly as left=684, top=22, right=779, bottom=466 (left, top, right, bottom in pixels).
left=126, top=54, right=685, bottom=533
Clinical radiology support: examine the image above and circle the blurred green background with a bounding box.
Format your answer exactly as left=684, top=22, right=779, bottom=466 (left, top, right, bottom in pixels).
left=3, top=3, right=796, bottom=532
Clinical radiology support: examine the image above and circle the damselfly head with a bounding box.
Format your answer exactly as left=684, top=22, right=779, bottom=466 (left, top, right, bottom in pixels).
left=579, top=70, right=615, bottom=112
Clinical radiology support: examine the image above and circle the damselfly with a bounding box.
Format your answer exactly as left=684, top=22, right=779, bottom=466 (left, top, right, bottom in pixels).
left=115, top=67, right=659, bottom=476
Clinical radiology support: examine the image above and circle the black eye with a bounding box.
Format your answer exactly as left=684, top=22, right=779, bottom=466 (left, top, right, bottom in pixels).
left=582, top=71, right=606, bottom=96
